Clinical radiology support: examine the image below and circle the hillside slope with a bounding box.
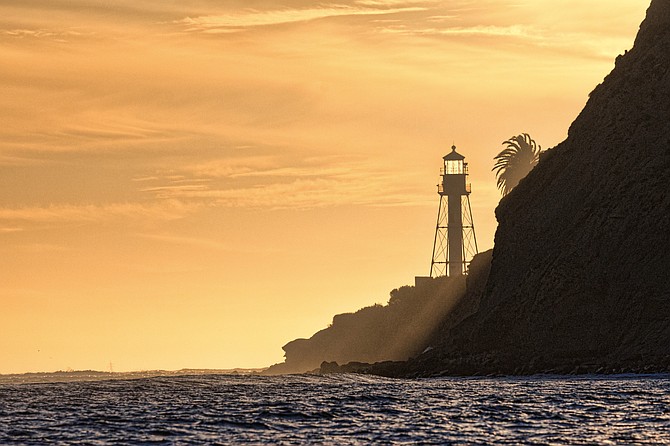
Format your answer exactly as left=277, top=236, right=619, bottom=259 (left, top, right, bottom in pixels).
left=265, top=251, right=492, bottom=375
left=396, top=0, right=670, bottom=376
left=323, top=0, right=670, bottom=378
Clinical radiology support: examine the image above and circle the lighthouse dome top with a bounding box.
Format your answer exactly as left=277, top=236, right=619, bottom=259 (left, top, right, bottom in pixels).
left=443, top=145, right=465, bottom=161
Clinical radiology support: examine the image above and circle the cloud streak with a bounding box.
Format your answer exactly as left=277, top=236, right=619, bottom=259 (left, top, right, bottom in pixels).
left=0, top=28, right=88, bottom=40
left=380, top=23, right=533, bottom=38
left=134, top=154, right=429, bottom=211
left=0, top=0, right=648, bottom=224
left=0, top=201, right=198, bottom=225
left=176, top=4, right=427, bottom=33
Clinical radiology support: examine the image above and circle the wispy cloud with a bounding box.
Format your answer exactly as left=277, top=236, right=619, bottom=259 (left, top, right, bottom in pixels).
left=152, top=177, right=419, bottom=210
left=0, top=0, right=647, bottom=228
left=54, top=124, right=169, bottom=142
left=176, top=4, right=427, bottom=33
left=0, top=201, right=197, bottom=225
left=0, top=28, right=88, bottom=40
left=0, top=227, right=24, bottom=234
left=136, top=154, right=428, bottom=210
left=355, top=0, right=433, bottom=6
left=140, top=185, right=210, bottom=199
left=380, top=23, right=533, bottom=38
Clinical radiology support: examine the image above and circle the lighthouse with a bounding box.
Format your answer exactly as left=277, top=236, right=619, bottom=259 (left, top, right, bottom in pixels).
left=430, top=145, right=478, bottom=277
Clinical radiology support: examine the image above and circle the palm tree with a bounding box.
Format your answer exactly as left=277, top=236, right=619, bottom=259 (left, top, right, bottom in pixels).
left=493, top=133, right=542, bottom=196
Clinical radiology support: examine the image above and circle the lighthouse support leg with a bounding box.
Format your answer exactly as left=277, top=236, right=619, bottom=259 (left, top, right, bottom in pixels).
left=430, top=195, right=449, bottom=277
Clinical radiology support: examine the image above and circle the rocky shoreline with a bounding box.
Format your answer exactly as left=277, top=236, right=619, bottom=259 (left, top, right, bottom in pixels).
left=271, top=0, right=670, bottom=378
left=319, top=354, right=670, bottom=378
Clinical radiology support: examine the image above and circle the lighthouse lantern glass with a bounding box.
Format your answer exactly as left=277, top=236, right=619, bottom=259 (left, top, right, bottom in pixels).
left=446, top=159, right=464, bottom=175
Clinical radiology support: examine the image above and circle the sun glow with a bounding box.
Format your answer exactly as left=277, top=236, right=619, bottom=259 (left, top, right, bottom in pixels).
left=0, top=0, right=648, bottom=374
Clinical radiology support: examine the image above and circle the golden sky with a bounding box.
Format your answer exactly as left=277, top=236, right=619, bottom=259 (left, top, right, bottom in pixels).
left=0, top=0, right=648, bottom=373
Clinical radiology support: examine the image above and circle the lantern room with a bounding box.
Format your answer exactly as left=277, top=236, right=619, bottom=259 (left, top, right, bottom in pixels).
left=443, top=145, right=465, bottom=175
left=440, top=145, right=469, bottom=196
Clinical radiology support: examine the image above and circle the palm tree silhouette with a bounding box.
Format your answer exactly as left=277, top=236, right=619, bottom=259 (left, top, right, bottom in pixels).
left=493, top=133, right=541, bottom=196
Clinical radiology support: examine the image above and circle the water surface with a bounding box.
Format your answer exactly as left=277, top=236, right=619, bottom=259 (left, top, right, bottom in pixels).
left=1, top=373, right=669, bottom=444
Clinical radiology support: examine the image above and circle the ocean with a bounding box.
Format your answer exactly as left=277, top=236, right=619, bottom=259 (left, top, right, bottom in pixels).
left=0, top=373, right=669, bottom=444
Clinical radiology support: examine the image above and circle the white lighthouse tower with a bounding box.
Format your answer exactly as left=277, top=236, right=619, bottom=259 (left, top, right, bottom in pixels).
left=430, top=145, right=478, bottom=277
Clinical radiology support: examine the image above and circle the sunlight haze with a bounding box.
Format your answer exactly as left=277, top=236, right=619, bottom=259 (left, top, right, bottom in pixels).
left=0, top=0, right=647, bottom=373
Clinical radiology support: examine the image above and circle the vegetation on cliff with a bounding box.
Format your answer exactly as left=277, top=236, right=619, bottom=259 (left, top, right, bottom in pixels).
left=269, top=0, right=670, bottom=377
left=264, top=275, right=465, bottom=374
left=455, top=0, right=670, bottom=368
left=492, top=133, right=542, bottom=196
left=362, top=0, right=670, bottom=377
left=264, top=251, right=492, bottom=375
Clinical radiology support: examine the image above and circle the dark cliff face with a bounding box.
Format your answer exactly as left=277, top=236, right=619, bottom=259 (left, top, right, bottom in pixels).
left=319, top=1, right=670, bottom=378
left=264, top=272, right=470, bottom=375
left=299, top=1, right=670, bottom=378
left=458, top=0, right=670, bottom=362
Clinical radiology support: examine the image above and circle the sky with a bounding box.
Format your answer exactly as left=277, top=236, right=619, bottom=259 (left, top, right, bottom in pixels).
left=0, top=0, right=649, bottom=374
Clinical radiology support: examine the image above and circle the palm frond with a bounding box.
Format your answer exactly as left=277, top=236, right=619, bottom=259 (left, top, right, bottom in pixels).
left=492, top=133, right=541, bottom=196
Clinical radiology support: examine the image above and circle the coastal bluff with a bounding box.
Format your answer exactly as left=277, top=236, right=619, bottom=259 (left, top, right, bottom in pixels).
left=349, top=0, right=670, bottom=377
left=270, top=0, right=670, bottom=377
left=264, top=252, right=492, bottom=376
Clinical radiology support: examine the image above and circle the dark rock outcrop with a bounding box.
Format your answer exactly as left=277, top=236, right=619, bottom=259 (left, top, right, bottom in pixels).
left=452, top=0, right=670, bottom=369
left=264, top=250, right=493, bottom=375
left=321, top=0, right=670, bottom=377
left=337, top=0, right=670, bottom=377
left=264, top=273, right=467, bottom=375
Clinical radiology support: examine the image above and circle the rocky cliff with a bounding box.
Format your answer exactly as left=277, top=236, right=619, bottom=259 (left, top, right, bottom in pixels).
left=391, top=0, right=670, bottom=376
left=264, top=251, right=493, bottom=375
left=264, top=271, right=467, bottom=375
left=468, top=0, right=669, bottom=360
left=322, top=0, right=670, bottom=377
